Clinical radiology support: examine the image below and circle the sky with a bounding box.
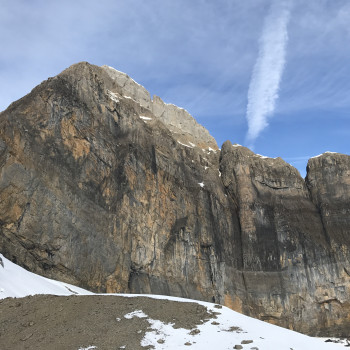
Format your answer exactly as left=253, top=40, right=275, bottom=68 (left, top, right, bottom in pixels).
left=1, top=0, right=349, bottom=176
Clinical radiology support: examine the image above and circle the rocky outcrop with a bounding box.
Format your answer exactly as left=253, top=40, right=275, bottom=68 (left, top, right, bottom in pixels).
left=306, top=152, right=350, bottom=253
left=220, top=142, right=350, bottom=336
left=0, top=62, right=231, bottom=301
left=101, top=65, right=218, bottom=150
left=151, top=95, right=217, bottom=150
left=0, top=62, right=349, bottom=336
left=102, top=65, right=152, bottom=109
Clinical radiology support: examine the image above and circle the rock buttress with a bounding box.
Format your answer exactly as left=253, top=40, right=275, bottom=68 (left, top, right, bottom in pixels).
left=0, top=62, right=243, bottom=305
left=220, top=141, right=350, bottom=336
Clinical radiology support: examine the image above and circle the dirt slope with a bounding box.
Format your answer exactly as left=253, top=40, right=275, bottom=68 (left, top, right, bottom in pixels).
left=0, top=295, right=214, bottom=350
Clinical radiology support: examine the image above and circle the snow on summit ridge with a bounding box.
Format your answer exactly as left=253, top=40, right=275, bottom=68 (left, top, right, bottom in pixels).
left=101, top=64, right=218, bottom=150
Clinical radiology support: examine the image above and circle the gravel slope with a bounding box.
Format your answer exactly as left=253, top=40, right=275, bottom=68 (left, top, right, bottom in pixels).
left=0, top=294, right=213, bottom=350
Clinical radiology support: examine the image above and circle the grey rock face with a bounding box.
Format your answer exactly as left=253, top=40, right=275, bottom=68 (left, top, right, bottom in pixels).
left=306, top=152, right=350, bottom=252
left=220, top=141, right=350, bottom=335
left=151, top=95, right=218, bottom=150
left=102, top=65, right=152, bottom=109
left=0, top=62, right=233, bottom=301
left=0, top=62, right=349, bottom=337
left=101, top=65, right=218, bottom=150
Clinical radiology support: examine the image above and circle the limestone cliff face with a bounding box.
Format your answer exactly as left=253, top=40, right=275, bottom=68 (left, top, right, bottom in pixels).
left=0, top=62, right=238, bottom=302
left=0, top=62, right=349, bottom=336
left=220, top=142, right=350, bottom=336
left=306, top=152, right=350, bottom=254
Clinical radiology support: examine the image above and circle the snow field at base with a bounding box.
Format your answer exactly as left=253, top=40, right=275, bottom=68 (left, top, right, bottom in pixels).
left=0, top=254, right=93, bottom=299
left=0, top=253, right=345, bottom=349
left=120, top=294, right=345, bottom=350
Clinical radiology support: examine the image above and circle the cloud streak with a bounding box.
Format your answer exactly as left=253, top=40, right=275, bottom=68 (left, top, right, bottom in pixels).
left=245, top=0, right=292, bottom=146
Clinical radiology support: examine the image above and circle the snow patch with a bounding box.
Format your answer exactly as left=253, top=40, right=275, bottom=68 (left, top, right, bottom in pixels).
left=103, top=66, right=145, bottom=89
left=141, top=319, right=185, bottom=348
left=311, top=151, right=338, bottom=159
left=139, top=116, right=152, bottom=121
left=232, top=143, right=243, bottom=147
left=0, top=254, right=93, bottom=299
left=198, top=182, right=205, bottom=188
left=78, top=346, right=97, bottom=350
left=189, top=142, right=196, bottom=147
left=165, top=102, right=190, bottom=115
left=112, top=294, right=343, bottom=350
left=124, top=310, right=148, bottom=319
left=254, top=154, right=278, bottom=160
left=129, top=297, right=343, bottom=350
left=107, top=90, right=119, bottom=103
left=177, top=141, right=194, bottom=148
left=256, top=154, right=269, bottom=159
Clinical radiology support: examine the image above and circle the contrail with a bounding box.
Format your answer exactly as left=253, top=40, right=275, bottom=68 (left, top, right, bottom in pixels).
left=245, top=0, right=292, bottom=147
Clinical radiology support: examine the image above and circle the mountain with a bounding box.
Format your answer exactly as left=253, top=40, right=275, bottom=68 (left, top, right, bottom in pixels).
left=0, top=62, right=349, bottom=336
left=0, top=253, right=345, bottom=349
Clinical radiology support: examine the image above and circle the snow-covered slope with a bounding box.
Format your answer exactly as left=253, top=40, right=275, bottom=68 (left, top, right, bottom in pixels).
left=0, top=253, right=346, bottom=349
left=0, top=254, right=93, bottom=298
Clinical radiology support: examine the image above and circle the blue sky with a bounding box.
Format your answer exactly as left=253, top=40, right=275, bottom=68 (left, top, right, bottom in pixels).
left=1, top=0, right=349, bottom=176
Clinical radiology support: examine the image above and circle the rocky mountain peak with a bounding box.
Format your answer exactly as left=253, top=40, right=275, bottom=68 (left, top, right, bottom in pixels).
left=101, top=64, right=218, bottom=150
left=0, top=61, right=349, bottom=337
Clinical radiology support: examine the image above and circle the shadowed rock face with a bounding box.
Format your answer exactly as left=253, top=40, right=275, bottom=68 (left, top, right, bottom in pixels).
left=0, top=62, right=349, bottom=336
left=220, top=143, right=350, bottom=335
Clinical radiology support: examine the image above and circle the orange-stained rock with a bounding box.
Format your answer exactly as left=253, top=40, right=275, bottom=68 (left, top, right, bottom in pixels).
left=0, top=62, right=349, bottom=337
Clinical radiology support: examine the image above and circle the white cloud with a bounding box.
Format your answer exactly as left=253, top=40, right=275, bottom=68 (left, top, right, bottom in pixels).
left=245, top=0, right=292, bottom=147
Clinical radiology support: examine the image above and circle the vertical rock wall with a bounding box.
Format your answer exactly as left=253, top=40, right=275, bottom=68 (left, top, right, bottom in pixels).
left=0, top=62, right=349, bottom=336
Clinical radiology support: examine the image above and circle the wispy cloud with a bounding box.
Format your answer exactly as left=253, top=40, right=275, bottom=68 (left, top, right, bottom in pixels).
left=245, top=0, right=292, bottom=147
left=0, top=0, right=265, bottom=112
